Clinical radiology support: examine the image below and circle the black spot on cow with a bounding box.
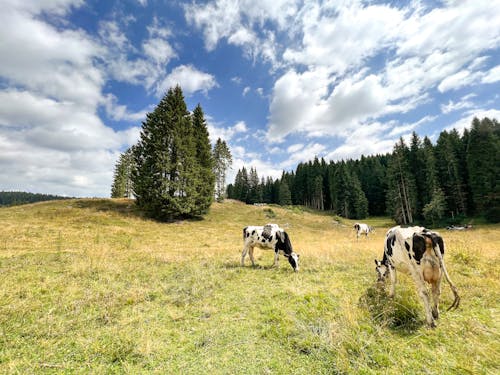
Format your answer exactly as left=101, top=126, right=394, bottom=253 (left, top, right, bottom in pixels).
left=252, top=230, right=256, bottom=235
left=262, top=238, right=266, bottom=243
left=411, top=234, right=426, bottom=263
left=391, top=236, right=396, bottom=247
left=385, top=236, right=394, bottom=257
left=275, top=231, right=293, bottom=255
left=405, top=241, right=410, bottom=252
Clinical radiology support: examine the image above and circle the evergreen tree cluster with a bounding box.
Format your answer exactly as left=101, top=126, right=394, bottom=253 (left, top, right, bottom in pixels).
left=110, top=86, right=232, bottom=221
left=227, top=117, right=499, bottom=223
left=0, top=191, right=70, bottom=207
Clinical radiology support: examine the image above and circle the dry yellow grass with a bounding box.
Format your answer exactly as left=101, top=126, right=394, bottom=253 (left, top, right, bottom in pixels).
left=0, top=199, right=499, bottom=373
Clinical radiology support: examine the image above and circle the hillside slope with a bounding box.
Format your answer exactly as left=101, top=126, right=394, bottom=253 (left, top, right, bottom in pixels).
left=0, top=199, right=498, bottom=373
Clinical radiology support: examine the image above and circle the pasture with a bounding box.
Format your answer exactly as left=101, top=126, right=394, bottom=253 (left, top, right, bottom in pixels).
left=0, top=199, right=498, bottom=374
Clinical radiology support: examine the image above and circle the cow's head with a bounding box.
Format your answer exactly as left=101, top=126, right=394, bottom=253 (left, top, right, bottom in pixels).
left=276, top=231, right=300, bottom=272
left=287, top=252, right=300, bottom=272
left=374, top=259, right=388, bottom=282
left=353, top=223, right=360, bottom=231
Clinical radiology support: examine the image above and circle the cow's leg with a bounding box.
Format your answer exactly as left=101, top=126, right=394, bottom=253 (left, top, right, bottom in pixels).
left=388, top=266, right=397, bottom=298
left=431, top=276, right=442, bottom=320
left=241, top=244, right=249, bottom=266
left=248, top=245, right=256, bottom=266
left=272, top=249, right=279, bottom=267
left=409, top=268, right=435, bottom=327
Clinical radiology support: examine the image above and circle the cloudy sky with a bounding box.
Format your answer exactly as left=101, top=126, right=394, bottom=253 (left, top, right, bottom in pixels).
left=0, top=0, right=499, bottom=197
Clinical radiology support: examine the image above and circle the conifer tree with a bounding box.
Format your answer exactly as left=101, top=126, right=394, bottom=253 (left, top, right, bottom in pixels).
left=192, top=104, right=215, bottom=214
left=212, top=138, right=232, bottom=202
left=466, top=117, right=499, bottom=219
left=435, top=130, right=467, bottom=217
left=111, top=147, right=134, bottom=198
left=386, top=138, right=417, bottom=224
left=279, top=180, right=292, bottom=206
left=132, top=85, right=211, bottom=220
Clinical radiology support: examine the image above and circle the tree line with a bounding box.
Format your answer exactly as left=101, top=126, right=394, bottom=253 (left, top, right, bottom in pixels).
left=227, top=117, right=499, bottom=224
left=111, top=85, right=232, bottom=221
left=0, top=191, right=70, bottom=207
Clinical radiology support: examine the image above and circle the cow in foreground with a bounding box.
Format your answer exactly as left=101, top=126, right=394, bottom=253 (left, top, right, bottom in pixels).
left=242, top=224, right=300, bottom=272
left=354, top=222, right=373, bottom=239
left=375, top=226, right=460, bottom=327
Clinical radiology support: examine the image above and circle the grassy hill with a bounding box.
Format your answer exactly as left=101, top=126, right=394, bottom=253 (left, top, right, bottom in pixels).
left=0, top=199, right=498, bottom=374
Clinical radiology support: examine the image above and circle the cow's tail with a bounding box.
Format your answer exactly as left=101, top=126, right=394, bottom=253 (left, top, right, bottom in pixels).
left=433, top=242, right=460, bottom=311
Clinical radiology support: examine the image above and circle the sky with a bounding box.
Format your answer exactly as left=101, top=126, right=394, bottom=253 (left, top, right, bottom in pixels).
left=0, top=0, right=499, bottom=198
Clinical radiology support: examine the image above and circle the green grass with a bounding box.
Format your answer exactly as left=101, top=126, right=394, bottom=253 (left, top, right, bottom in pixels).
left=0, top=199, right=499, bottom=374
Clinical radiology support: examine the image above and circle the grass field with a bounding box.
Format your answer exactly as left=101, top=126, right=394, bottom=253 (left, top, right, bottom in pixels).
left=0, top=199, right=498, bottom=374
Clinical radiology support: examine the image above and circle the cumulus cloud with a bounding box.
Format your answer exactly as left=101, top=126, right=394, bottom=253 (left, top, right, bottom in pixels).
left=156, top=65, right=217, bottom=96
left=207, top=120, right=248, bottom=144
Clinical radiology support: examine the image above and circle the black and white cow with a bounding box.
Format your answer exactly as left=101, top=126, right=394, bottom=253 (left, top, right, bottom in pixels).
left=354, top=222, right=373, bottom=239
left=242, top=223, right=300, bottom=272
left=375, top=226, right=460, bottom=327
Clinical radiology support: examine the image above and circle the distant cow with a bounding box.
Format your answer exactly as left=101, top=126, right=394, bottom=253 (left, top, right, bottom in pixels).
left=375, top=226, right=460, bottom=327
left=242, top=223, right=300, bottom=272
left=354, top=223, right=373, bottom=239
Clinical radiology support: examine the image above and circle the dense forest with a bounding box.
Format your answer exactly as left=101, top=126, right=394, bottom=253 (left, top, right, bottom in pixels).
left=0, top=191, right=70, bottom=207
left=227, top=117, right=499, bottom=224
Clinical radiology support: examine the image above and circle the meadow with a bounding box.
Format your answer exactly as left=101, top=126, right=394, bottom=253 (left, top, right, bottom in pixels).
left=0, top=199, right=498, bottom=374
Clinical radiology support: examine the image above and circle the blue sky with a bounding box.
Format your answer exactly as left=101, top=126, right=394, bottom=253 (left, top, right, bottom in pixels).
left=0, top=0, right=499, bottom=197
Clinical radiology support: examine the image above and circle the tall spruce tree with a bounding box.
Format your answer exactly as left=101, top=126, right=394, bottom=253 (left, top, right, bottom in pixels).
left=192, top=104, right=215, bottom=214
left=435, top=130, right=467, bottom=217
left=132, top=86, right=212, bottom=220
left=466, top=117, right=499, bottom=219
left=111, top=147, right=134, bottom=198
left=279, top=180, right=292, bottom=206
left=212, top=138, right=232, bottom=202
left=386, top=138, right=417, bottom=224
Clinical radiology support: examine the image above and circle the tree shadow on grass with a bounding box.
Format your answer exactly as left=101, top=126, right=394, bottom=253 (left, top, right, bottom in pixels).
left=73, top=198, right=205, bottom=223
left=359, top=284, right=424, bottom=334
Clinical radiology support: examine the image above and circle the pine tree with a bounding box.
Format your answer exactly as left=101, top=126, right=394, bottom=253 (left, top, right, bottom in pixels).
left=132, top=85, right=211, bottom=220
left=466, top=117, right=499, bottom=219
left=212, top=138, right=233, bottom=202
left=435, top=130, right=467, bottom=217
left=192, top=104, right=215, bottom=214
left=386, top=138, right=417, bottom=224
left=247, top=167, right=261, bottom=204
left=422, top=187, right=446, bottom=226
left=279, top=180, right=292, bottom=206
left=111, top=147, right=134, bottom=198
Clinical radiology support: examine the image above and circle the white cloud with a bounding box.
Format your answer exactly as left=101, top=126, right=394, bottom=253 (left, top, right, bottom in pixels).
left=284, top=2, right=404, bottom=74
left=481, top=65, right=500, bottom=84
left=207, top=120, right=248, bottom=144
left=441, top=94, right=476, bottom=114
left=438, top=70, right=476, bottom=92
left=280, top=143, right=326, bottom=169
left=326, top=122, right=394, bottom=161
left=242, top=86, right=251, bottom=96
left=156, top=65, right=218, bottom=96
left=102, top=94, right=151, bottom=122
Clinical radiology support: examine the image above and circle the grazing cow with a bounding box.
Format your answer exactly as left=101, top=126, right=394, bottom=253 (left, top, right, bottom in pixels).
left=242, top=223, right=300, bottom=272
left=354, top=222, right=373, bottom=239
left=375, top=225, right=460, bottom=327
